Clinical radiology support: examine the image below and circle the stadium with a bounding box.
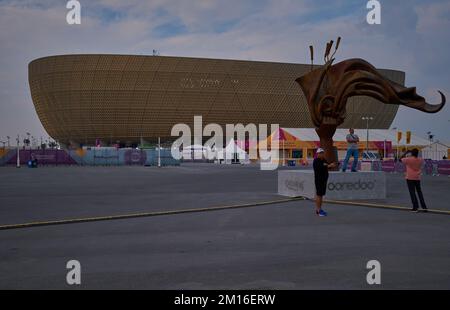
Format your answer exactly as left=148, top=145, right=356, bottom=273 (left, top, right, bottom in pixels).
left=28, top=54, right=404, bottom=146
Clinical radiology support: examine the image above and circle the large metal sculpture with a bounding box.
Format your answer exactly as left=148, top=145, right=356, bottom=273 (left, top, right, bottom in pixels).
left=295, top=37, right=446, bottom=166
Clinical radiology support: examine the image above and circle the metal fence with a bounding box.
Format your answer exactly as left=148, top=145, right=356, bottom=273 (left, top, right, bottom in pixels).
left=0, top=148, right=180, bottom=167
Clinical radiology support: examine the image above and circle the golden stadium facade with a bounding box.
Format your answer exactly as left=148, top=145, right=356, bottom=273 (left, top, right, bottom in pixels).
left=28, top=55, right=404, bottom=145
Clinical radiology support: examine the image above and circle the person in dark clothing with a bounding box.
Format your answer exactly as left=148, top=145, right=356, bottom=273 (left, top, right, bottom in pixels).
left=313, top=148, right=337, bottom=216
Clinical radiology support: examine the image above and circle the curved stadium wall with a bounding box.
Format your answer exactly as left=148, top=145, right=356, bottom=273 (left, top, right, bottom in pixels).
left=28, top=55, right=404, bottom=145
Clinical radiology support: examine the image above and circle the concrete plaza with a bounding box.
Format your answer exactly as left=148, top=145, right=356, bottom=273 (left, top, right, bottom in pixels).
left=0, top=164, right=449, bottom=289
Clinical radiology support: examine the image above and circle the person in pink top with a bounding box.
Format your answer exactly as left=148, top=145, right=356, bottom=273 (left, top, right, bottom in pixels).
left=401, top=148, right=428, bottom=212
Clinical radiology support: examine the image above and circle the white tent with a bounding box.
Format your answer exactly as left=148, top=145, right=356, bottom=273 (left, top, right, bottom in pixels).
left=421, top=141, right=449, bottom=160
left=217, top=139, right=249, bottom=164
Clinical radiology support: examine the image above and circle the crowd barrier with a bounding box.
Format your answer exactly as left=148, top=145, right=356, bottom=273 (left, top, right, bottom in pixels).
left=0, top=148, right=180, bottom=167
left=370, top=159, right=449, bottom=175
left=318, top=159, right=450, bottom=176
left=1, top=149, right=448, bottom=174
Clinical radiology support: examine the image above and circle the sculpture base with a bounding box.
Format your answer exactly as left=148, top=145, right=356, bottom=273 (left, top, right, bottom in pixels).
left=278, top=170, right=386, bottom=200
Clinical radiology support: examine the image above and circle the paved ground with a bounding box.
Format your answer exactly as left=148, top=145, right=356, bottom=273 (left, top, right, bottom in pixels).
left=0, top=164, right=449, bottom=289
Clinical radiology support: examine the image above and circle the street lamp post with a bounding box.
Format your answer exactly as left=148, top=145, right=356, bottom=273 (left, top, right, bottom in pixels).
left=158, top=137, right=161, bottom=168
left=362, top=116, right=374, bottom=154
left=427, top=131, right=434, bottom=160
left=427, top=131, right=434, bottom=147
left=392, top=127, right=402, bottom=160
left=16, top=134, right=20, bottom=168
left=26, top=132, right=31, bottom=149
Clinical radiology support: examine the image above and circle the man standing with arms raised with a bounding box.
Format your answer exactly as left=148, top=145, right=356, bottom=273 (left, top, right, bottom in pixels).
left=342, top=128, right=360, bottom=172
left=401, top=148, right=428, bottom=212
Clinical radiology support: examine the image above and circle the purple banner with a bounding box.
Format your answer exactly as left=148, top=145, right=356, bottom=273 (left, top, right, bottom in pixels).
left=377, top=159, right=450, bottom=175
left=437, top=160, right=450, bottom=175
left=124, top=149, right=147, bottom=165
left=381, top=160, right=396, bottom=172
left=6, top=149, right=78, bottom=165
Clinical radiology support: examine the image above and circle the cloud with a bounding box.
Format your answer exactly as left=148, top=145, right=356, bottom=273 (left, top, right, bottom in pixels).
left=0, top=0, right=449, bottom=142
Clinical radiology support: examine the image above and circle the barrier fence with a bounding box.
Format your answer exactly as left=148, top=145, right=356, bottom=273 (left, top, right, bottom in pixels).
left=0, top=148, right=449, bottom=175
left=0, top=148, right=180, bottom=167
left=358, top=159, right=450, bottom=175
left=293, top=158, right=450, bottom=176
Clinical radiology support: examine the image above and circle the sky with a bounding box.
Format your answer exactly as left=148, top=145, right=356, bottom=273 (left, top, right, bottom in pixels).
left=0, top=0, right=449, bottom=144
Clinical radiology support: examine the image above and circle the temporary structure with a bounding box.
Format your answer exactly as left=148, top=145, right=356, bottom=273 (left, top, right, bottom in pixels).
left=255, top=128, right=315, bottom=164
left=217, top=139, right=249, bottom=164
left=421, top=141, right=449, bottom=160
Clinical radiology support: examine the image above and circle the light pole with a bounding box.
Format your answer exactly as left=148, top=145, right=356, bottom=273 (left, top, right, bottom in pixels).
left=427, top=131, right=434, bottom=160
left=362, top=116, right=374, bottom=153
left=158, top=137, right=161, bottom=168
left=392, top=126, right=403, bottom=160
left=427, top=131, right=434, bottom=146
left=16, top=134, right=20, bottom=168
left=6, top=136, right=10, bottom=148
left=25, top=132, right=31, bottom=149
